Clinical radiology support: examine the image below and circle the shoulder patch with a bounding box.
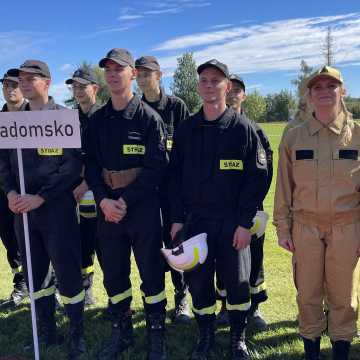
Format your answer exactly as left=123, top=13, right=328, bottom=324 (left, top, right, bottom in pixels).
left=257, top=148, right=267, bottom=167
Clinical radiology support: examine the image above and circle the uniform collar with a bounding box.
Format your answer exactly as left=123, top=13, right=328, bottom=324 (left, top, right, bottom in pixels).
left=78, top=102, right=99, bottom=118
left=25, top=96, right=57, bottom=111
left=308, top=111, right=346, bottom=136
left=2, top=100, right=28, bottom=112
left=327, top=111, right=346, bottom=135
left=193, top=106, right=235, bottom=130
left=104, top=94, right=140, bottom=119
left=142, top=87, right=167, bottom=110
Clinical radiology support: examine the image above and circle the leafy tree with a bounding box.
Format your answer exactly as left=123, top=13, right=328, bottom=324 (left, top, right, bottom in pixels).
left=265, top=90, right=297, bottom=122
left=171, top=52, right=201, bottom=113
left=345, top=96, right=360, bottom=119
left=292, top=60, right=313, bottom=97
left=244, top=90, right=267, bottom=122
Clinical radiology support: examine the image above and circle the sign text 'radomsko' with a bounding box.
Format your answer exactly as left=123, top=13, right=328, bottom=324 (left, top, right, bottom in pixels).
left=0, top=110, right=81, bottom=149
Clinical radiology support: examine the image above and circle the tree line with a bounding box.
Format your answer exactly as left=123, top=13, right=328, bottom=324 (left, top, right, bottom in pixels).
left=66, top=53, right=360, bottom=122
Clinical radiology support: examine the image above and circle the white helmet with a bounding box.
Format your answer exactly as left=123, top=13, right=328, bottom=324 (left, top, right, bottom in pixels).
left=250, top=211, right=269, bottom=238
left=161, top=233, right=208, bottom=272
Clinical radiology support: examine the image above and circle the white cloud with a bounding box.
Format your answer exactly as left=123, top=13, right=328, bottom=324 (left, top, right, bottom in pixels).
left=118, top=0, right=211, bottom=22
left=50, top=82, right=71, bottom=106
left=154, top=13, right=360, bottom=76
left=59, top=63, right=72, bottom=72
left=0, top=31, right=50, bottom=69
left=80, top=26, right=131, bottom=39
left=118, top=14, right=144, bottom=20
left=144, top=8, right=181, bottom=15
left=210, top=24, right=234, bottom=30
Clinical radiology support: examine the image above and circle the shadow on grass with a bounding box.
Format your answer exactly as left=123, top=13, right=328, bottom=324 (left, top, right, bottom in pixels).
left=4, top=307, right=356, bottom=359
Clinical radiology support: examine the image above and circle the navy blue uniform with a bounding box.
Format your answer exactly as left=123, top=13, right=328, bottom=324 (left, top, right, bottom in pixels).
left=142, top=89, right=189, bottom=301
left=85, top=95, right=168, bottom=315
left=169, top=107, right=268, bottom=328
left=0, top=98, right=84, bottom=315
left=0, top=102, right=26, bottom=285
left=216, top=116, right=273, bottom=306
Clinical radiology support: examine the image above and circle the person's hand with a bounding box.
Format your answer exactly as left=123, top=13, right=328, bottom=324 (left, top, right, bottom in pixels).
left=73, top=180, right=89, bottom=203
left=7, top=191, right=20, bottom=214
left=100, top=198, right=126, bottom=223
left=14, top=194, right=45, bottom=213
left=170, top=223, right=184, bottom=241
left=232, top=225, right=251, bottom=250
left=278, top=237, right=295, bottom=252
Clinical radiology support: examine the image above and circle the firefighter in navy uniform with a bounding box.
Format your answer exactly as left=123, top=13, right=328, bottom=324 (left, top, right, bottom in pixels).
left=169, top=60, right=268, bottom=360
left=135, top=55, right=191, bottom=323
left=216, top=74, right=273, bottom=330
left=0, top=69, right=28, bottom=307
left=85, top=49, right=168, bottom=360
left=66, top=68, right=101, bottom=307
left=0, top=60, right=86, bottom=360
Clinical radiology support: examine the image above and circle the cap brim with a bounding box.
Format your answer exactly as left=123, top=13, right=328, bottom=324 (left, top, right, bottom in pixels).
left=1, top=76, right=19, bottom=83
left=135, top=64, right=160, bottom=71
left=307, top=74, right=342, bottom=88
left=230, top=78, right=245, bottom=91
left=197, top=64, right=228, bottom=78
left=99, top=57, right=131, bottom=68
left=66, top=77, right=94, bottom=85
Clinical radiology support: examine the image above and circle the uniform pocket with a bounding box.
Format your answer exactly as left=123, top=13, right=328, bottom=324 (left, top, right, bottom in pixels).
left=333, top=148, right=360, bottom=189
left=292, top=148, right=317, bottom=183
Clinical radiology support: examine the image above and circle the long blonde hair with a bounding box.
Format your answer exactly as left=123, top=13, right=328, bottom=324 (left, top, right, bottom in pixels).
left=340, top=93, right=354, bottom=146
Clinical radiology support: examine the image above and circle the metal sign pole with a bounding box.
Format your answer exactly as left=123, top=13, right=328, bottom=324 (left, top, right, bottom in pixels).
left=16, top=148, right=40, bottom=360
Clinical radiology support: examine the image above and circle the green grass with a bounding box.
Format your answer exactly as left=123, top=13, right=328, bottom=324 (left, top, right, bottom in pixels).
left=1, top=122, right=360, bottom=359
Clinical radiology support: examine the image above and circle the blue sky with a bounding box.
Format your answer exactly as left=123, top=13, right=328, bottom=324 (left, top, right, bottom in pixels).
left=1, top=0, right=360, bottom=105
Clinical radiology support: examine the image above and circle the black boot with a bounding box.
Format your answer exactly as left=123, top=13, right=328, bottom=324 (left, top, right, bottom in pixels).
left=302, top=337, right=321, bottom=360
left=147, top=312, right=167, bottom=360
left=190, top=322, right=215, bottom=360
left=230, top=326, right=249, bottom=360
left=247, top=303, right=267, bottom=331
left=66, top=301, right=86, bottom=360
left=24, top=295, right=59, bottom=351
left=10, top=272, right=28, bottom=306
left=332, top=340, right=350, bottom=360
left=97, top=310, right=133, bottom=360
left=216, top=299, right=229, bottom=327
left=173, top=291, right=191, bottom=323
left=83, top=273, right=96, bottom=307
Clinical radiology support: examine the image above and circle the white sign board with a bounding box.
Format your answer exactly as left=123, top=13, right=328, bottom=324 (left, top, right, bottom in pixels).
left=0, top=108, right=81, bottom=360
left=0, top=109, right=81, bottom=149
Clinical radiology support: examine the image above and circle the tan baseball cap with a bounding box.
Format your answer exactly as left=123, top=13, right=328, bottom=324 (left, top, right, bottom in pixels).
left=307, top=65, right=343, bottom=88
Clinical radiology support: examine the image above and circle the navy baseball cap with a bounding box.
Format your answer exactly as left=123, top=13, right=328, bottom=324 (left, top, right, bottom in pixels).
left=197, top=59, right=230, bottom=78
left=9, top=60, right=51, bottom=78
left=99, top=48, right=135, bottom=68
left=229, top=74, right=246, bottom=91
left=66, top=68, right=99, bottom=85
left=135, top=56, right=160, bottom=71
left=0, top=68, right=19, bottom=83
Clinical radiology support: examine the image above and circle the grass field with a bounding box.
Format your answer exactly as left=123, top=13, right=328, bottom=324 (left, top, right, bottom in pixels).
left=0, top=122, right=360, bottom=359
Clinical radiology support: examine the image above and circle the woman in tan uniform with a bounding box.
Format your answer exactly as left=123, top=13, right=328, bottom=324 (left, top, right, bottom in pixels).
left=274, top=66, right=360, bottom=360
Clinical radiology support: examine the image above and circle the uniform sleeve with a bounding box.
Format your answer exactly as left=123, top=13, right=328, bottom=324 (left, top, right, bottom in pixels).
left=37, top=149, right=82, bottom=202
left=167, top=123, right=186, bottom=223
left=237, top=125, right=268, bottom=229
left=84, top=116, right=109, bottom=205
left=256, top=126, right=273, bottom=194
left=174, top=100, right=190, bottom=130
left=0, top=149, right=18, bottom=194
left=121, top=115, right=168, bottom=208
left=273, top=134, right=294, bottom=240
